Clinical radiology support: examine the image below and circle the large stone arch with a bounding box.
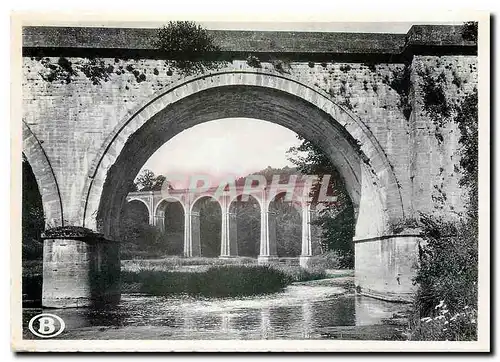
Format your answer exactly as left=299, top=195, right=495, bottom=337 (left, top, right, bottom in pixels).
left=22, top=122, right=63, bottom=228
left=81, top=70, right=404, bottom=240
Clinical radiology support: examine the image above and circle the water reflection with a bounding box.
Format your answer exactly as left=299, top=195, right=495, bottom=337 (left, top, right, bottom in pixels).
left=23, top=284, right=407, bottom=340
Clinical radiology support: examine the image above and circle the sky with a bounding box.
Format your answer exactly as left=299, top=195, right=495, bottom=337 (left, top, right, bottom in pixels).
left=142, top=118, right=302, bottom=180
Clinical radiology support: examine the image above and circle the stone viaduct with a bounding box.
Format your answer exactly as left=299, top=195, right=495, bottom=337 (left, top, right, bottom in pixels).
left=126, top=179, right=319, bottom=266
left=21, top=24, right=477, bottom=307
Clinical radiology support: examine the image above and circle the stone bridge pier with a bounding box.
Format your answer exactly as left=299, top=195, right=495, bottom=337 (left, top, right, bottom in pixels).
left=21, top=24, right=477, bottom=307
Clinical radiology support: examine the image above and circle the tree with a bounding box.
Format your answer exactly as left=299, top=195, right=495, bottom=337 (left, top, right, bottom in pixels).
left=135, top=169, right=166, bottom=192
left=153, top=21, right=222, bottom=75
left=152, top=175, right=166, bottom=191
left=135, top=169, right=156, bottom=191
left=287, top=136, right=355, bottom=267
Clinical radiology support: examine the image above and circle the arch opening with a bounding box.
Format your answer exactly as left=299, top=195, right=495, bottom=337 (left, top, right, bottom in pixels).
left=229, top=194, right=261, bottom=258
left=23, top=122, right=63, bottom=228
left=192, top=196, right=222, bottom=258
left=119, top=199, right=152, bottom=258
left=155, top=199, right=185, bottom=256
left=22, top=153, right=45, bottom=305
left=87, top=72, right=403, bottom=244
left=22, top=153, right=45, bottom=258
left=268, top=192, right=302, bottom=258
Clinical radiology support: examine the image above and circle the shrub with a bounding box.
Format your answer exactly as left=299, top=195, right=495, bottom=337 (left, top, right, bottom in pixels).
left=246, top=55, right=261, bottom=68
left=339, top=64, right=352, bottom=73
left=80, top=58, right=114, bottom=85
left=272, top=59, right=291, bottom=74
left=121, top=265, right=290, bottom=297
left=365, top=63, right=377, bottom=72
left=408, top=301, right=477, bottom=341
left=39, top=57, right=78, bottom=84
left=413, top=215, right=477, bottom=318
left=22, top=238, right=43, bottom=261
left=310, top=250, right=343, bottom=270
left=275, top=265, right=327, bottom=282
left=119, top=223, right=183, bottom=259
left=153, top=21, right=222, bottom=75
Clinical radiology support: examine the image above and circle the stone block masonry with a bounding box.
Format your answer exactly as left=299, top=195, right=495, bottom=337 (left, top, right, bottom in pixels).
left=21, top=25, right=477, bottom=306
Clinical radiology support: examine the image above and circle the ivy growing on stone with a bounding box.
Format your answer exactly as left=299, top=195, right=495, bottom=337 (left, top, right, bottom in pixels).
left=38, top=57, right=115, bottom=85
left=38, top=21, right=225, bottom=84
left=419, top=67, right=451, bottom=142
left=246, top=55, right=261, bottom=68
left=272, top=59, right=291, bottom=74
left=453, top=88, right=478, bottom=216
left=389, top=64, right=412, bottom=120
left=79, top=58, right=114, bottom=85
left=339, top=64, right=351, bottom=73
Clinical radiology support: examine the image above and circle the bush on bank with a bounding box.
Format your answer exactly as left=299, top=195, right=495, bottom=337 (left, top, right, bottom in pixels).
left=406, top=214, right=478, bottom=341
left=407, top=89, right=478, bottom=341
left=121, top=265, right=293, bottom=297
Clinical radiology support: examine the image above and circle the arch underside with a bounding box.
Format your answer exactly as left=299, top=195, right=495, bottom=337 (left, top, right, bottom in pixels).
left=126, top=197, right=151, bottom=216
left=191, top=195, right=221, bottom=213
left=22, top=122, right=63, bottom=228
left=92, top=82, right=402, bottom=240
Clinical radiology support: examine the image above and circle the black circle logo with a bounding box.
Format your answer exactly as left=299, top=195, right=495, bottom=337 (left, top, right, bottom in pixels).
left=28, top=313, right=65, bottom=338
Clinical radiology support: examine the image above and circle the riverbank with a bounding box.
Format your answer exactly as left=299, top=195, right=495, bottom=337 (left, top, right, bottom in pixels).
left=23, top=258, right=340, bottom=303
left=121, top=264, right=329, bottom=297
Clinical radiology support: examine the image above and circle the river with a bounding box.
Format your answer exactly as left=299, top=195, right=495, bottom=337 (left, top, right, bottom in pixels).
left=22, top=278, right=409, bottom=340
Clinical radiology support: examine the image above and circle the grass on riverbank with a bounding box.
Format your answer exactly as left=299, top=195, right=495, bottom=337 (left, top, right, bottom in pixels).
left=121, top=262, right=329, bottom=297
left=23, top=258, right=331, bottom=301
left=122, top=265, right=295, bottom=297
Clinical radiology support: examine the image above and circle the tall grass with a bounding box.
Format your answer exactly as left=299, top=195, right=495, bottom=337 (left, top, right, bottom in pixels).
left=309, top=250, right=344, bottom=270
left=274, top=265, right=327, bottom=282
left=122, top=265, right=291, bottom=297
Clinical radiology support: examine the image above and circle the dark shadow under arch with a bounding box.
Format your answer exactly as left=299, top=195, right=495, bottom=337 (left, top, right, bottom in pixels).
left=230, top=195, right=261, bottom=258
left=22, top=122, right=63, bottom=228
left=156, top=199, right=185, bottom=255
left=192, top=196, right=222, bottom=258
left=268, top=192, right=302, bottom=258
